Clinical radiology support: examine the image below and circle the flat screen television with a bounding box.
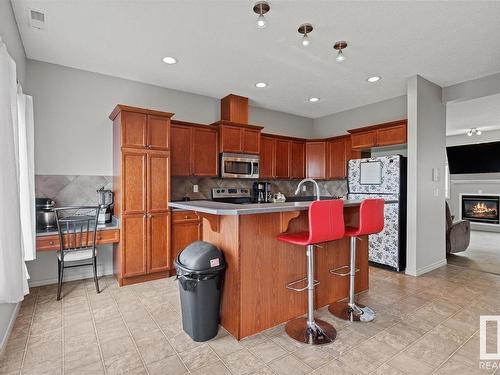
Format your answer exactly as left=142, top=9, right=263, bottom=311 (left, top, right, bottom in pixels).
left=446, top=141, right=500, bottom=174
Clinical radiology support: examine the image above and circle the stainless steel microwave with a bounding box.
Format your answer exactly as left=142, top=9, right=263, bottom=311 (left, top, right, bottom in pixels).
left=220, top=153, right=260, bottom=179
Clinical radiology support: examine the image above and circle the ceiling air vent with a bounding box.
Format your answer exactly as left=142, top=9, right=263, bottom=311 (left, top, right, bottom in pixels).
left=28, top=9, right=46, bottom=30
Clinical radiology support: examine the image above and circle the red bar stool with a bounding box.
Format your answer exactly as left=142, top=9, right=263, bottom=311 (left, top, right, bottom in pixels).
left=277, top=200, right=345, bottom=345
left=329, top=198, right=384, bottom=322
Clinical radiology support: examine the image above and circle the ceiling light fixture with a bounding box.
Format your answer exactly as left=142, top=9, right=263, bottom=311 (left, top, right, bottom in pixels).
left=253, top=1, right=270, bottom=29
left=467, top=128, right=482, bottom=136
left=367, top=76, right=381, bottom=83
left=333, top=41, right=348, bottom=62
left=308, top=97, right=320, bottom=102
left=298, top=23, right=313, bottom=47
left=255, top=82, right=267, bottom=88
left=162, top=56, right=177, bottom=64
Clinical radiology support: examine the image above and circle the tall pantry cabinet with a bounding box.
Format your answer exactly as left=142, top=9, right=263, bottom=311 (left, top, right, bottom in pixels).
left=110, top=105, right=173, bottom=286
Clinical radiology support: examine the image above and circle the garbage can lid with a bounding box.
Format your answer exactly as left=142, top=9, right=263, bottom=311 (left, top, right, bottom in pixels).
left=176, top=241, right=225, bottom=273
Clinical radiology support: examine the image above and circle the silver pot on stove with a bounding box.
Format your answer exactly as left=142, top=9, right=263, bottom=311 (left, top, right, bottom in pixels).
left=36, top=198, right=56, bottom=229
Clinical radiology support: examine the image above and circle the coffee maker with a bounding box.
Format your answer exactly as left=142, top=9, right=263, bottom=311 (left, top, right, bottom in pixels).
left=96, top=187, right=114, bottom=223
left=252, top=182, right=272, bottom=203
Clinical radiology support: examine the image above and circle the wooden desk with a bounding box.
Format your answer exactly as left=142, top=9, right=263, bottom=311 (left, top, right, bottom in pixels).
left=36, top=227, right=120, bottom=251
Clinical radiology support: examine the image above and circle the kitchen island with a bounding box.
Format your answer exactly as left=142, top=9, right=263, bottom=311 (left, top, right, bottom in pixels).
left=169, top=199, right=369, bottom=340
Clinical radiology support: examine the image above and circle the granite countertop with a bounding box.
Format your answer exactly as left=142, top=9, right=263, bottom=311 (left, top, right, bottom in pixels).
left=168, top=199, right=396, bottom=216
left=36, top=216, right=120, bottom=237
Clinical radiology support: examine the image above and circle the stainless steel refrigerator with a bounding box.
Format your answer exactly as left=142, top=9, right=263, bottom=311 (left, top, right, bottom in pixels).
left=347, top=155, right=407, bottom=271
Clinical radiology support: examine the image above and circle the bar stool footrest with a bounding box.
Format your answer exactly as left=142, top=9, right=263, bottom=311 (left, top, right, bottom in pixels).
left=286, top=277, right=320, bottom=292
left=329, top=265, right=359, bottom=277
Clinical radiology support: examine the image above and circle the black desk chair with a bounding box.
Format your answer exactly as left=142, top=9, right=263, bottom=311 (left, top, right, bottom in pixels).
left=53, top=206, right=101, bottom=300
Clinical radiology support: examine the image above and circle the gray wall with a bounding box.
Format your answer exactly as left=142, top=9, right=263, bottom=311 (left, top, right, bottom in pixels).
left=27, top=60, right=313, bottom=176
left=0, top=0, right=25, bottom=85
left=406, top=75, right=447, bottom=276
left=250, top=106, right=313, bottom=138
left=443, top=72, right=500, bottom=104
left=312, top=95, right=407, bottom=138
left=0, top=0, right=25, bottom=353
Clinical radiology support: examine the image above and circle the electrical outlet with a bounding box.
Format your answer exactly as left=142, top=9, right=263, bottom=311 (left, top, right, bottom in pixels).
left=302, top=185, right=307, bottom=192
left=193, top=184, right=199, bottom=193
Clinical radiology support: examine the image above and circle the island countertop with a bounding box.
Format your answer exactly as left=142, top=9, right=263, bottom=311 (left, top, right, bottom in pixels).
left=168, top=198, right=395, bottom=216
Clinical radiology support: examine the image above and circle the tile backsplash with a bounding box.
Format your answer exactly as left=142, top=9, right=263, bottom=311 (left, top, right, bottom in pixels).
left=171, top=177, right=348, bottom=201
left=36, top=175, right=112, bottom=207
left=35, top=175, right=348, bottom=207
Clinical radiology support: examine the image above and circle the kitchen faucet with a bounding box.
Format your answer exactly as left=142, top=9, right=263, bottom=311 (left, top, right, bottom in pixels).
left=295, top=178, right=321, bottom=201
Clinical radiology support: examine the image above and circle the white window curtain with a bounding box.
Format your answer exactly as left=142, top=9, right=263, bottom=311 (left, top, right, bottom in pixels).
left=18, top=87, right=36, bottom=262
left=0, top=37, right=32, bottom=303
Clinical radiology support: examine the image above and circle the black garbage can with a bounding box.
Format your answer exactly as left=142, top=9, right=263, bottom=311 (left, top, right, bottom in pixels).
left=174, top=241, right=226, bottom=342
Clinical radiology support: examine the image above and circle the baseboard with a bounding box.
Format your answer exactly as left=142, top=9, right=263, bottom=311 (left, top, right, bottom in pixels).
left=28, top=266, right=114, bottom=287
left=0, top=302, right=21, bottom=355
left=406, top=258, right=447, bottom=276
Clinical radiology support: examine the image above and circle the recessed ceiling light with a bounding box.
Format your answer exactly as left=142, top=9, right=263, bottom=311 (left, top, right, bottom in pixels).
left=367, top=76, right=381, bottom=83
left=255, top=82, right=267, bottom=88
left=308, top=97, right=320, bottom=102
left=162, top=56, right=177, bottom=64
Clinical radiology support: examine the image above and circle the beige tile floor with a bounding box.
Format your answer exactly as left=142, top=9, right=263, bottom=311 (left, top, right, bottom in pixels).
left=1, top=264, right=500, bottom=375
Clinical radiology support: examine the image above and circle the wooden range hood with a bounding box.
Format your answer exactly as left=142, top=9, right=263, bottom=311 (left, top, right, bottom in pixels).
left=220, top=94, right=250, bottom=124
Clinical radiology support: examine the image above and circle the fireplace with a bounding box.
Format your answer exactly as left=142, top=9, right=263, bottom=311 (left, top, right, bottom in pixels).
left=461, top=195, right=499, bottom=224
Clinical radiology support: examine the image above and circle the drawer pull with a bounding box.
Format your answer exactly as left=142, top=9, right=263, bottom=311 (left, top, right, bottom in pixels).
left=184, top=215, right=189, bottom=219
left=49, top=241, right=54, bottom=245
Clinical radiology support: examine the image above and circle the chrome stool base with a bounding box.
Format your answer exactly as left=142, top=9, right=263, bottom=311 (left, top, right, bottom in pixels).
left=328, top=301, right=376, bottom=322
left=285, top=317, right=337, bottom=345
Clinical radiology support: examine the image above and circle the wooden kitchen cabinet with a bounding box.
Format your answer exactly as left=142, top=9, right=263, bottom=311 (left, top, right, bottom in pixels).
left=260, top=134, right=304, bottom=180
left=274, top=139, right=290, bottom=178
left=326, top=136, right=361, bottom=180
left=214, top=122, right=263, bottom=155
left=112, top=106, right=171, bottom=151
left=122, top=213, right=147, bottom=278
left=242, top=128, right=261, bottom=154
left=171, top=121, right=218, bottom=177
left=110, top=105, right=174, bottom=286
left=306, top=141, right=327, bottom=179
left=290, top=141, right=305, bottom=179
left=192, top=126, right=218, bottom=176
left=147, top=152, right=170, bottom=212
left=350, top=130, right=377, bottom=150
left=171, top=124, right=191, bottom=176
left=171, top=211, right=202, bottom=265
left=148, top=212, right=171, bottom=273
left=349, top=120, right=407, bottom=150
left=122, top=149, right=147, bottom=214
left=376, top=123, right=407, bottom=146
left=260, top=136, right=275, bottom=179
